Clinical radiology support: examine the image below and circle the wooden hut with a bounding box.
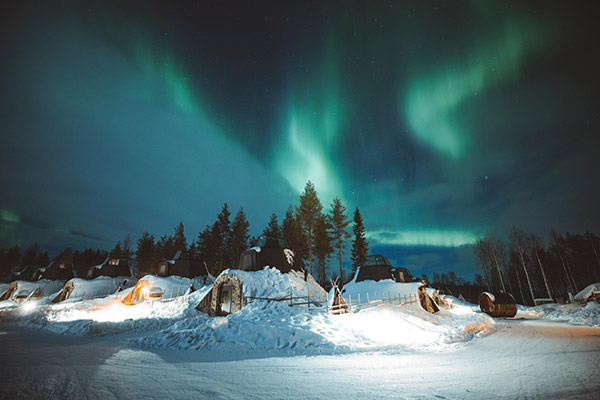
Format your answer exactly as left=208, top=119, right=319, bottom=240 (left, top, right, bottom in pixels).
left=197, top=273, right=244, bottom=316
left=478, top=292, right=517, bottom=317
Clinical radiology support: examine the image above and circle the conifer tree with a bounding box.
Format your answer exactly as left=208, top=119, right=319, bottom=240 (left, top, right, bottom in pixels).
left=136, top=232, right=156, bottom=274
left=122, top=234, right=133, bottom=259
left=262, top=213, right=281, bottom=238
left=55, top=247, right=74, bottom=264
left=157, top=233, right=175, bottom=260
left=281, top=206, right=307, bottom=266
left=350, top=207, right=368, bottom=275
left=313, top=214, right=333, bottom=285
left=297, top=181, right=323, bottom=276
left=21, top=243, right=41, bottom=266
left=173, top=222, right=187, bottom=255
left=214, top=203, right=232, bottom=273
left=329, top=196, right=351, bottom=283
left=110, top=241, right=123, bottom=259
left=230, top=207, right=251, bottom=267
left=196, top=224, right=217, bottom=274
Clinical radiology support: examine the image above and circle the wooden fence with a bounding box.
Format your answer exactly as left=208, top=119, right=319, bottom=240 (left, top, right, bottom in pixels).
left=244, top=286, right=325, bottom=309
left=328, top=292, right=419, bottom=314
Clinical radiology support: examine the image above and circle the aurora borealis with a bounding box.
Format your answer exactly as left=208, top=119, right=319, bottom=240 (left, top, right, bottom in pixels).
left=1, top=1, right=599, bottom=279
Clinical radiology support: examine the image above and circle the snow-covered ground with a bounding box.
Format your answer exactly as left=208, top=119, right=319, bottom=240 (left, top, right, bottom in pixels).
left=0, top=318, right=598, bottom=399
left=0, top=268, right=599, bottom=399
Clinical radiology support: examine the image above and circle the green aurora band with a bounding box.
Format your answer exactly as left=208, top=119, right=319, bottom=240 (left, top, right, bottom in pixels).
left=403, top=18, right=548, bottom=159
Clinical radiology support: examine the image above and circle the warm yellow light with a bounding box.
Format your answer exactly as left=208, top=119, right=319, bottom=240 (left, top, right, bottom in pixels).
left=140, top=286, right=150, bottom=299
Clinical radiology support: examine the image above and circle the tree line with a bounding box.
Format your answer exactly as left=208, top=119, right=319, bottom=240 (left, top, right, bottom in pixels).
left=0, top=181, right=369, bottom=286
left=473, top=227, right=600, bottom=304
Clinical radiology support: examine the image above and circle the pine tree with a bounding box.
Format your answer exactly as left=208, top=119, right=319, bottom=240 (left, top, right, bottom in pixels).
left=281, top=206, right=307, bottom=267
left=262, top=213, right=281, bottom=238
left=297, top=181, right=323, bottom=276
left=329, top=196, right=351, bottom=283
left=122, top=234, right=133, bottom=259
left=157, top=233, right=175, bottom=260
left=350, top=207, right=368, bottom=275
left=110, top=241, right=123, bottom=259
left=313, top=214, right=333, bottom=285
left=213, top=203, right=232, bottom=273
left=136, top=232, right=156, bottom=275
left=230, top=207, right=251, bottom=267
left=173, top=222, right=187, bottom=255
left=55, top=247, right=74, bottom=264
left=196, top=224, right=216, bottom=274
left=21, top=243, right=41, bottom=266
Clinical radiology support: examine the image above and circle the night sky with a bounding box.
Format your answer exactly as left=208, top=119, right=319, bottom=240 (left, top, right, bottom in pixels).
left=1, top=1, right=599, bottom=279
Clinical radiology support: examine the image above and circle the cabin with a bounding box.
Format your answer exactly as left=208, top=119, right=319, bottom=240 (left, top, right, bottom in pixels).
left=37, top=261, right=76, bottom=281
left=11, top=266, right=44, bottom=281
left=354, top=255, right=417, bottom=283
left=157, top=250, right=204, bottom=279
left=87, top=258, right=132, bottom=279
left=238, top=236, right=300, bottom=273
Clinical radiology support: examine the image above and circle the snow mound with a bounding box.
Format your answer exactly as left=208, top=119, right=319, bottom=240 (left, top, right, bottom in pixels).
left=341, top=279, right=424, bottom=304
left=53, top=276, right=135, bottom=302
left=134, top=270, right=495, bottom=354
left=518, top=301, right=600, bottom=327
left=219, top=267, right=327, bottom=301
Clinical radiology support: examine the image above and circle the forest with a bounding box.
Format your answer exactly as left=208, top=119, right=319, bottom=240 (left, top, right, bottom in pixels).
left=1, top=181, right=599, bottom=302
left=0, top=182, right=369, bottom=287
left=472, top=228, right=600, bottom=304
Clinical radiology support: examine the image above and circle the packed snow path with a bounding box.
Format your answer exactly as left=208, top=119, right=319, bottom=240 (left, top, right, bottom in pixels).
left=1, top=319, right=598, bottom=399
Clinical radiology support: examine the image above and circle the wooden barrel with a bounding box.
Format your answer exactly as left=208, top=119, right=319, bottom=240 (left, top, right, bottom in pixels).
left=478, top=292, right=517, bottom=318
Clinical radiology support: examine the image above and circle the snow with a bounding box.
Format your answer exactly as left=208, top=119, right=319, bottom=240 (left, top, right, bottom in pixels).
left=342, top=279, right=424, bottom=304
left=481, top=291, right=495, bottom=302
left=54, top=276, right=136, bottom=302
left=0, top=266, right=599, bottom=398
left=517, top=301, right=600, bottom=327
left=1, top=318, right=599, bottom=399
left=574, top=282, right=600, bottom=301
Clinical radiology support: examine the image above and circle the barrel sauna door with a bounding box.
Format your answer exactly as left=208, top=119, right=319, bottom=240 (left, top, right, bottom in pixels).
left=219, top=285, right=232, bottom=314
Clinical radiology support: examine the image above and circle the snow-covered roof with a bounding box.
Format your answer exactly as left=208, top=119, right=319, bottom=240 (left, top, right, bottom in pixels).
left=574, top=282, right=600, bottom=300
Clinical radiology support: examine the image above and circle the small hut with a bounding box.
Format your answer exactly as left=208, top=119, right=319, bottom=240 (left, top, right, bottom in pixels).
left=238, top=236, right=300, bottom=273
left=478, top=292, right=517, bottom=317
left=354, top=255, right=417, bottom=283
left=157, top=250, right=204, bottom=279
left=87, top=258, right=132, bottom=279
left=38, top=261, right=76, bottom=280
left=197, top=273, right=243, bottom=316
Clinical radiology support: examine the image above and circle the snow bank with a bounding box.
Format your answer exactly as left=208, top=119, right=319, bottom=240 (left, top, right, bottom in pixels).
left=518, top=301, right=600, bottom=327
left=5, top=269, right=496, bottom=355
left=341, top=279, right=424, bottom=305
left=54, top=276, right=136, bottom=302
left=220, top=267, right=327, bottom=301
left=135, top=270, right=495, bottom=354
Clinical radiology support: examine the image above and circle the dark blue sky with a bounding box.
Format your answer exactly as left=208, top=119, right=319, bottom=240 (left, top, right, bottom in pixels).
left=1, top=1, right=599, bottom=280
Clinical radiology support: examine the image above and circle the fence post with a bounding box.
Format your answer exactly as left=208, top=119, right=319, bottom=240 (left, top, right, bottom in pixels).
left=367, top=292, right=370, bottom=304
left=358, top=293, right=361, bottom=310
left=349, top=294, right=352, bottom=309
left=290, top=286, right=293, bottom=306
left=308, top=288, right=310, bottom=310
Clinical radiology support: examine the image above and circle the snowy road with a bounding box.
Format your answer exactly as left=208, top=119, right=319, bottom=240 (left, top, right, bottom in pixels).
left=1, top=319, right=599, bottom=399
